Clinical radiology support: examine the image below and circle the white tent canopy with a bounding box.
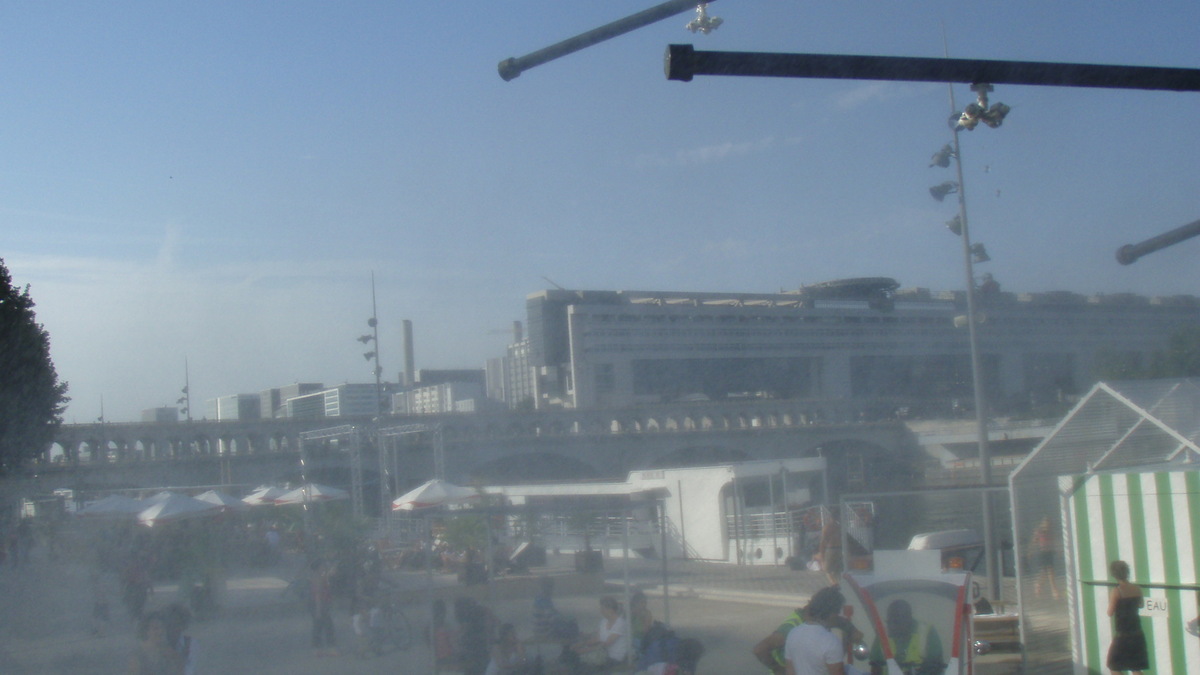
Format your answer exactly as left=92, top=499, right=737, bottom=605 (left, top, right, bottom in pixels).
left=241, top=485, right=287, bottom=506
left=274, top=483, right=349, bottom=505
left=392, top=479, right=478, bottom=511
left=196, top=489, right=250, bottom=512
left=137, top=493, right=221, bottom=527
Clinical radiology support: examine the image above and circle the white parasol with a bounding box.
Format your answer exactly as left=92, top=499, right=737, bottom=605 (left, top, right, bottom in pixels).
left=392, top=479, right=479, bottom=511
left=137, top=493, right=221, bottom=526
left=77, top=494, right=146, bottom=519
left=274, top=483, right=349, bottom=505
left=196, top=489, right=250, bottom=512
left=241, top=485, right=287, bottom=506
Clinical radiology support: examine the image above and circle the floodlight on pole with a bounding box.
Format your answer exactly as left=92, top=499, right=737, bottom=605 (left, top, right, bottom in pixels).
left=955, top=84, right=1010, bottom=131
left=930, top=144, right=956, bottom=168
left=971, top=243, right=991, bottom=263
left=685, top=3, right=722, bottom=34
left=929, top=78, right=1010, bottom=603
left=946, top=215, right=963, bottom=236
left=930, top=181, right=959, bottom=202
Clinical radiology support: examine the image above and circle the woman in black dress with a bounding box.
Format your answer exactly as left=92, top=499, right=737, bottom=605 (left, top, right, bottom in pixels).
left=1106, top=560, right=1148, bottom=674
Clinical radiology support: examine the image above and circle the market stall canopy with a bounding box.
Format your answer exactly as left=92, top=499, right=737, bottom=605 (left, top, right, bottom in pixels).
left=392, top=479, right=479, bottom=511
left=137, top=493, right=221, bottom=526
left=241, top=485, right=287, bottom=506
left=77, top=494, right=145, bottom=519
left=196, top=489, right=250, bottom=512
left=274, top=483, right=349, bottom=505
left=145, top=490, right=177, bottom=504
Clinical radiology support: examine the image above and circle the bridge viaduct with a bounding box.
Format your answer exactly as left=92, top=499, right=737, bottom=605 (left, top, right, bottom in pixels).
left=26, top=399, right=920, bottom=498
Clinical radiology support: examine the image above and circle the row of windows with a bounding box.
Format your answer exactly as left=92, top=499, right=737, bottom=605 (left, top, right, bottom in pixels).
left=584, top=312, right=948, bottom=325
left=582, top=327, right=959, bottom=339
left=582, top=310, right=1194, bottom=327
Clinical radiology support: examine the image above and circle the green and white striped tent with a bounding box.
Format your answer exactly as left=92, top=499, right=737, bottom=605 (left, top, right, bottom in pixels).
left=1065, top=468, right=1200, bottom=674
left=1009, top=378, right=1200, bottom=674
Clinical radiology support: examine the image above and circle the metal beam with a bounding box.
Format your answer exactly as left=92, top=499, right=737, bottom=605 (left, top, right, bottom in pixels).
left=1116, top=218, right=1200, bottom=264
left=498, top=0, right=712, bottom=81
left=664, top=44, right=1200, bottom=92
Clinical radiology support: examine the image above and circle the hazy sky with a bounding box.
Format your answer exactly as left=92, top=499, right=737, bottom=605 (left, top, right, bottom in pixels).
left=2, top=1, right=1197, bottom=423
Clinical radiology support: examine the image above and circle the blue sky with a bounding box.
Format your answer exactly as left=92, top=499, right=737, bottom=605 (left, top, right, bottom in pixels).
left=2, top=1, right=1197, bottom=423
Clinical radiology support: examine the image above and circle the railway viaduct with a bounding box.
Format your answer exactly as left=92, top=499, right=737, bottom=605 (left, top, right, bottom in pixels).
left=22, top=398, right=920, bottom=499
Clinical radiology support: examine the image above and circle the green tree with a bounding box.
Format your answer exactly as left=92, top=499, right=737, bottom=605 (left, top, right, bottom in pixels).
left=0, top=259, right=69, bottom=473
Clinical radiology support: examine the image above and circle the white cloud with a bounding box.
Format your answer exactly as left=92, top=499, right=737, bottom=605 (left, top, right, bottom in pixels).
left=633, top=136, right=777, bottom=169
left=832, top=82, right=931, bottom=110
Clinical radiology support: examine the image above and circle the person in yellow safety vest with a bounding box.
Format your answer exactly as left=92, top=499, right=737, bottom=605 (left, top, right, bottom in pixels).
left=753, top=593, right=863, bottom=675
left=868, top=599, right=944, bottom=675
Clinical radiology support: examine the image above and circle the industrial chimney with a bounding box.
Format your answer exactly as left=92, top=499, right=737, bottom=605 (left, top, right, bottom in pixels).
left=402, top=319, right=415, bottom=387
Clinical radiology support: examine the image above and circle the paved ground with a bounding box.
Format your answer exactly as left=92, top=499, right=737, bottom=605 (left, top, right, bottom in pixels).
left=0, top=548, right=1024, bottom=674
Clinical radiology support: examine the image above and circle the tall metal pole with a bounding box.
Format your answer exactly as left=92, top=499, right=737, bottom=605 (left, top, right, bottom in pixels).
left=947, top=82, right=1001, bottom=602
left=369, top=272, right=390, bottom=523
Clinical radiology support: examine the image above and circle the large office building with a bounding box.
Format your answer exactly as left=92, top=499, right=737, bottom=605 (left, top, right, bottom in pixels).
left=205, top=394, right=262, bottom=421
left=487, top=339, right=537, bottom=410
left=259, top=383, right=324, bottom=419
left=518, top=280, right=1200, bottom=413
left=284, top=383, right=390, bottom=419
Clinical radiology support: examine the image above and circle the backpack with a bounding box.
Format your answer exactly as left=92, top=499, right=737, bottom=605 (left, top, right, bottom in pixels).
left=637, top=624, right=704, bottom=673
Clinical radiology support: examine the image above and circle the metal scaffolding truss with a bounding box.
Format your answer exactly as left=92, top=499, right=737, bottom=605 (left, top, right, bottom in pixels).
left=299, top=424, right=365, bottom=518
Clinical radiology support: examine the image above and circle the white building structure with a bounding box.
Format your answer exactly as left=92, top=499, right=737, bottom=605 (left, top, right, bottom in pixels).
left=282, top=383, right=389, bottom=419
left=205, top=394, right=261, bottom=421
left=521, top=282, right=1200, bottom=413
left=393, top=381, right=485, bottom=415
left=484, top=457, right=827, bottom=565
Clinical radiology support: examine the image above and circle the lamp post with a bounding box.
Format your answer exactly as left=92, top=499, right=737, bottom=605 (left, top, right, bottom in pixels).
left=358, top=272, right=390, bottom=520
left=176, top=357, right=191, bottom=422
left=929, top=82, right=1008, bottom=601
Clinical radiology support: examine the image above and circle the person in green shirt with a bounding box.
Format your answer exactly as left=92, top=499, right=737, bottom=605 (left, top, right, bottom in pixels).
left=868, top=599, right=944, bottom=675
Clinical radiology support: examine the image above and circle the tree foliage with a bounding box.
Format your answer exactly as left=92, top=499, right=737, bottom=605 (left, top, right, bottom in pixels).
left=0, top=259, right=69, bottom=473
left=1094, top=324, right=1200, bottom=381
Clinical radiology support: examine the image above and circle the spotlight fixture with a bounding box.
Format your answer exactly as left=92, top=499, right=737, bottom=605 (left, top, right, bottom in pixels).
left=954, top=83, right=1010, bottom=131
left=946, top=214, right=963, bottom=236
left=930, top=181, right=959, bottom=202
left=363, top=351, right=376, bottom=361
left=979, top=102, right=1011, bottom=128
left=685, top=4, right=723, bottom=34
left=971, top=243, right=991, bottom=263
left=930, top=144, right=956, bottom=168
left=358, top=334, right=374, bottom=344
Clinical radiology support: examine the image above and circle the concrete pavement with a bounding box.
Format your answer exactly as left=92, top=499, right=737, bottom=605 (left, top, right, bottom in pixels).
left=0, top=548, right=1023, bottom=674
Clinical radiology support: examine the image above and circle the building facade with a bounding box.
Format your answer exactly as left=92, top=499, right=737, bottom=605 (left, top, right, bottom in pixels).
left=522, top=283, right=1200, bottom=413
left=205, top=394, right=262, bottom=421
left=393, top=381, right=485, bottom=415
left=260, top=383, right=324, bottom=418
left=487, top=339, right=538, bottom=410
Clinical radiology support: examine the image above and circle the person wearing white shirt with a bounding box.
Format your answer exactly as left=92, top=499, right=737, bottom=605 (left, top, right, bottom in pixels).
left=784, top=586, right=846, bottom=675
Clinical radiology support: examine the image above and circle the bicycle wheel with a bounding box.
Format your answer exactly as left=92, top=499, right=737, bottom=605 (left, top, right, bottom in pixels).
left=389, top=608, right=413, bottom=651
